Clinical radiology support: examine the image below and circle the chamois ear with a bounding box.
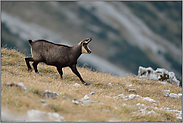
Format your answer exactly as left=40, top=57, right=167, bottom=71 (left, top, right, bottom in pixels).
left=84, top=38, right=90, bottom=41
left=80, top=38, right=90, bottom=44
left=87, top=38, right=92, bottom=43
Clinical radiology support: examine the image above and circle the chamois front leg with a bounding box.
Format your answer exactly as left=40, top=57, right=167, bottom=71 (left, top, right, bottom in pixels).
left=32, top=61, right=39, bottom=74
left=32, top=61, right=42, bottom=76
left=70, top=64, right=90, bottom=86
left=56, top=66, right=63, bottom=79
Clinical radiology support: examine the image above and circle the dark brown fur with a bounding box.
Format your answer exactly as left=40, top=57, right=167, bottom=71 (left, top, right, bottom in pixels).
left=25, top=38, right=92, bottom=85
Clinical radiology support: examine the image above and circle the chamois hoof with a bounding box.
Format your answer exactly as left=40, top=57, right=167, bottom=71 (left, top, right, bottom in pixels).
left=35, top=72, right=42, bottom=76
left=83, top=82, right=90, bottom=86
left=28, top=68, right=33, bottom=72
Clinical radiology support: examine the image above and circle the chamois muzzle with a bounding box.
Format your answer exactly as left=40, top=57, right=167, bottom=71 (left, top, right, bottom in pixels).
left=86, top=38, right=92, bottom=54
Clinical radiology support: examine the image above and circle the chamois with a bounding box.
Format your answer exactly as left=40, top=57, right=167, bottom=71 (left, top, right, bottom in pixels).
left=25, top=38, right=92, bottom=85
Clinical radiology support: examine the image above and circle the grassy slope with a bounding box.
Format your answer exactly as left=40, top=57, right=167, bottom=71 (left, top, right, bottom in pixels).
left=1, top=48, right=182, bottom=122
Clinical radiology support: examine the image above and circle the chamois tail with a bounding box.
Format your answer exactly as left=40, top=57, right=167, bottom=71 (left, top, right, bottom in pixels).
left=28, top=39, right=32, bottom=44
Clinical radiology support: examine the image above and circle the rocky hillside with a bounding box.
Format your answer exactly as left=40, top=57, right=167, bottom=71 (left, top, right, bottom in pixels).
left=1, top=1, right=182, bottom=80
left=1, top=48, right=182, bottom=122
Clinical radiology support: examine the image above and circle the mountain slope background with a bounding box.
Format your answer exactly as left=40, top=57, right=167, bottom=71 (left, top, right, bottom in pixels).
left=1, top=1, right=182, bottom=84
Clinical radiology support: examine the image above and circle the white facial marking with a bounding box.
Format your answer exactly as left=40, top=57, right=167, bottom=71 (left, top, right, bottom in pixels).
left=82, top=45, right=89, bottom=54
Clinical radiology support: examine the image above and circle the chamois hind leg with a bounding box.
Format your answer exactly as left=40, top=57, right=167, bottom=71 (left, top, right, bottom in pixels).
left=70, top=64, right=90, bottom=86
left=25, top=57, right=34, bottom=72
left=56, top=66, right=63, bottom=79
left=32, top=61, right=39, bottom=74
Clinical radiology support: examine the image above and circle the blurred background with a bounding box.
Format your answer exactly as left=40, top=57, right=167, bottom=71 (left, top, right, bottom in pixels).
left=1, top=1, right=182, bottom=85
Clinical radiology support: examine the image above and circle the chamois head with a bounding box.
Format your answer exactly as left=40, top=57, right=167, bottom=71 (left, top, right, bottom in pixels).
left=80, top=38, right=92, bottom=54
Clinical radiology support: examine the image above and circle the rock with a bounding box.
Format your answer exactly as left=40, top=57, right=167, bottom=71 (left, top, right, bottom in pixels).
left=73, top=83, right=80, bottom=87
left=118, top=94, right=125, bottom=99
left=113, top=94, right=125, bottom=99
left=72, top=99, right=80, bottom=105
left=107, top=118, right=121, bottom=122
left=114, top=94, right=142, bottom=100
left=162, top=90, right=170, bottom=97
left=89, top=92, right=95, bottom=95
left=169, top=93, right=179, bottom=98
left=135, top=95, right=142, bottom=99
left=72, top=95, right=96, bottom=106
left=83, top=95, right=90, bottom=100
left=17, top=82, right=27, bottom=91
left=146, top=110, right=156, bottom=115
left=136, top=103, right=146, bottom=108
left=153, top=107, right=159, bottom=110
left=137, top=107, right=156, bottom=116
left=122, top=103, right=127, bottom=107
left=126, top=84, right=133, bottom=87
left=142, top=97, right=156, bottom=103
left=138, top=66, right=157, bottom=80
left=43, top=90, right=58, bottom=99
left=40, top=100, right=46, bottom=103
left=108, top=83, right=112, bottom=86
left=164, top=107, right=171, bottom=111
left=178, top=93, right=182, bottom=98
left=128, top=94, right=136, bottom=99
left=161, top=90, right=181, bottom=98
left=155, top=68, right=169, bottom=80
left=42, top=103, right=50, bottom=107
left=136, top=103, right=141, bottom=106
left=2, top=107, right=65, bottom=122
left=164, top=107, right=182, bottom=120
left=4, top=82, right=27, bottom=91
left=138, top=108, right=147, bottom=115
left=176, top=116, right=182, bottom=120
left=113, top=96, right=118, bottom=99
left=175, top=111, right=182, bottom=120
left=81, top=100, right=96, bottom=106
left=102, top=108, right=110, bottom=113
left=158, top=81, right=170, bottom=85
left=27, top=109, right=65, bottom=122
left=138, top=66, right=180, bottom=87
left=127, top=89, right=137, bottom=94
left=104, top=95, right=112, bottom=98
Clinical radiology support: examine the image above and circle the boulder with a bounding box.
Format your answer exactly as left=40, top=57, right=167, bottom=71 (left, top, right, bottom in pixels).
left=73, top=83, right=80, bottom=87
left=162, top=90, right=170, bottom=97
left=142, top=97, right=156, bottom=103
left=169, top=93, right=179, bottom=98
left=4, top=82, right=27, bottom=91
left=128, top=94, right=136, bottom=100
left=72, top=95, right=96, bottom=106
left=43, top=90, right=59, bottom=99
left=27, top=109, right=65, bottom=122
left=138, top=66, right=180, bottom=87
left=161, top=90, right=182, bottom=98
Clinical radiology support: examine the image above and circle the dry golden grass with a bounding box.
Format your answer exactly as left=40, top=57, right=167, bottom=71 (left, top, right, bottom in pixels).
left=1, top=48, right=182, bottom=122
